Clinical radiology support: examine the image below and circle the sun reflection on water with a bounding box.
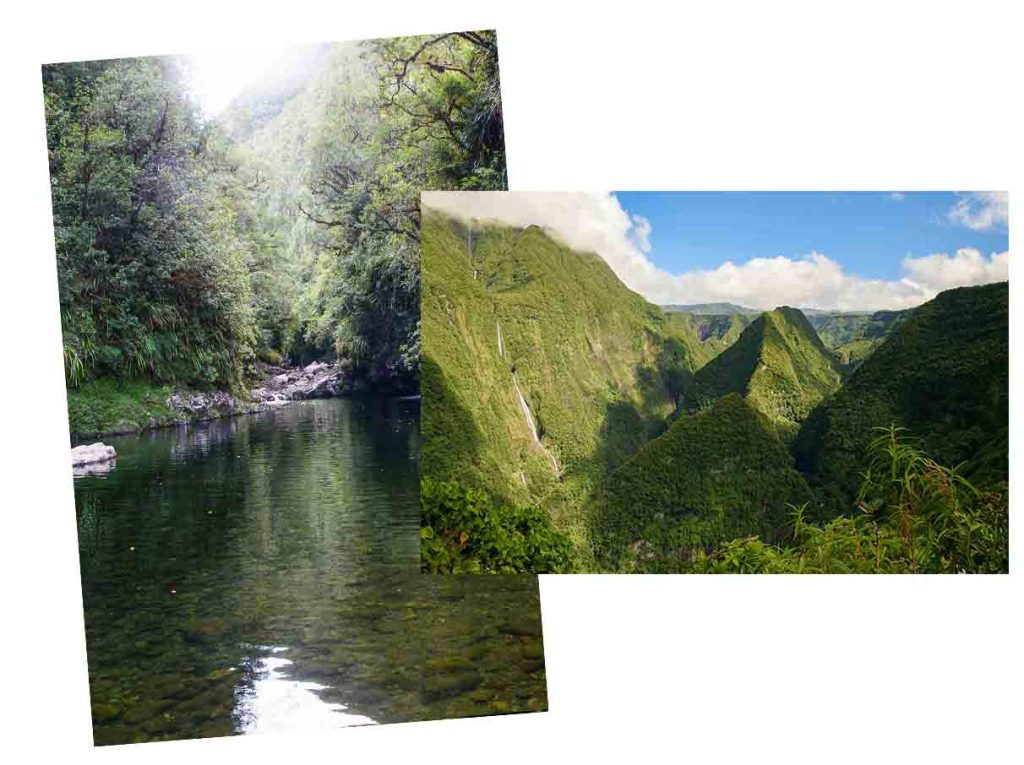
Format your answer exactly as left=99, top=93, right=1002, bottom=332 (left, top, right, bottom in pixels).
left=233, top=646, right=376, bottom=734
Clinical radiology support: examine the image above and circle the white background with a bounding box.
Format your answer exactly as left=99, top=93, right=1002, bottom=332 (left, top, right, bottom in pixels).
left=0, top=1, right=1020, bottom=762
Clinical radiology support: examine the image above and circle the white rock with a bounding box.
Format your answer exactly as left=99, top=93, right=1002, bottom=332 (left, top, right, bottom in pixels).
left=303, top=361, right=326, bottom=374
left=71, top=442, right=117, bottom=466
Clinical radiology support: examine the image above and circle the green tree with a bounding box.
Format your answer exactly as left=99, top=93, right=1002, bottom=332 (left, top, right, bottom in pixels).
left=300, top=32, right=506, bottom=388
left=44, top=58, right=257, bottom=389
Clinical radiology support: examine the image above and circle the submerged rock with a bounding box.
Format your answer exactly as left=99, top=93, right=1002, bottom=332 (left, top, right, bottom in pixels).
left=421, top=668, right=483, bottom=702
left=497, top=620, right=542, bottom=638
left=71, top=442, right=116, bottom=466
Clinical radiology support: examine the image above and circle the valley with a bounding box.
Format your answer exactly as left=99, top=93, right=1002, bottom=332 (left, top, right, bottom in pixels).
left=421, top=207, right=1009, bottom=574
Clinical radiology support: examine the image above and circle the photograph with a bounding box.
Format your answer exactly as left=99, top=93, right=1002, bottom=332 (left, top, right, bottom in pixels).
left=6, top=3, right=1020, bottom=764
left=421, top=191, right=1009, bottom=574
left=43, top=31, right=547, bottom=745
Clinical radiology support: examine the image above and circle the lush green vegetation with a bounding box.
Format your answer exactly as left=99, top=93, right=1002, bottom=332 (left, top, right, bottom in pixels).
left=593, top=395, right=812, bottom=572
left=46, top=59, right=258, bottom=391
left=680, top=306, right=843, bottom=432
left=663, top=311, right=752, bottom=365
left=421, top=210, right=701, bottom=567
left=301, top=33, right=505, bottom=385
left=65, top=379, right=176, bottom=438
left=794, top=282, right=1009, bottom=504
left=806, top=309, right=904, bottom=369
left=46, top=32, right=505, bottom=435
left=421, top=478, right=574, bottom=573
left=421, top=211, right=1009, bottom=574
left=691, top=427, right=1008, bottom=574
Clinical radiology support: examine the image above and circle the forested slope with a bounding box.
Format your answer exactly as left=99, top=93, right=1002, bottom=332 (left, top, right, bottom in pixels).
left=794, top=281, right=1009, bottom=501
left=421, top=209, right=704, bottom=563
left=680, top=306, right=843, bottom=431
left=593, top=394, right=811, bottom=571
left=419, top=207, right=1009, bottom=574
left=808, top=310, right=904, bottom=367
left=45, top=32, right=505, bottom=436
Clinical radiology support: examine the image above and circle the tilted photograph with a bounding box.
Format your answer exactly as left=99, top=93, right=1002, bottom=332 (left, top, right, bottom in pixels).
left=420, top=191, right=1009, bottom=574
left=45, top=32, right=547, bottom=745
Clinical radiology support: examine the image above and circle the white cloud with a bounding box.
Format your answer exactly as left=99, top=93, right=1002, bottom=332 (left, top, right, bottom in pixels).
left=422, top=191, right=1009, bottom=312
left=947, top=191, right=1008, bottom=231
left=902, top=248, right=1009, bottom=292
left=631, top=214, right=653, bottom=253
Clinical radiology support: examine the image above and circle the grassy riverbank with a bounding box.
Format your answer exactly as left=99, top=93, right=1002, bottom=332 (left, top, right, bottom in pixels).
left=65, top=380, right=178, bottom=441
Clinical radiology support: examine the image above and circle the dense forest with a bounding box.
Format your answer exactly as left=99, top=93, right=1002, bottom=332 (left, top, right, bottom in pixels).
left=44, top=32, right=505, bottom=437
left=420, top=209, right=1009, bottom=574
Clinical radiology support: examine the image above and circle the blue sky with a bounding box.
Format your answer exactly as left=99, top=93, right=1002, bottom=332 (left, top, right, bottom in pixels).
left=615, top=191, right=1008, bottom=283
left=425, top=190, right=1008, bottom=311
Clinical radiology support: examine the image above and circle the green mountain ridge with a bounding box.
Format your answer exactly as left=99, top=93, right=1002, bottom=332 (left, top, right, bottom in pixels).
left=422, top=211, right=707, bottom=562
left=794, top=281, right=1009, bottom=502
left=593, top=394, right=812, bottom=571
left=680, top=305, right=844, bottom=431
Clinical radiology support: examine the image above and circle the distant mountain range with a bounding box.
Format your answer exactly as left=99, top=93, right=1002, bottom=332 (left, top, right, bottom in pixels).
left=662, top=302, right=761, bottom=315
left=422, top=209, right=1009, bottom=572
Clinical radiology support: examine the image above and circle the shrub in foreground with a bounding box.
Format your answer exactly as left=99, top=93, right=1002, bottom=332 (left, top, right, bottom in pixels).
left=421, top=477, right=574, bottom=574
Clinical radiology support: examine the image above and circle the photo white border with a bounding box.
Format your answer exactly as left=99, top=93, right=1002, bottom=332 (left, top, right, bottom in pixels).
left=1, top=1, right=1018, bottom=763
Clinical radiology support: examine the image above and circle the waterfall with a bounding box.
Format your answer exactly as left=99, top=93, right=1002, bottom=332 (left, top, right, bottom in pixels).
left=513, top=374, right=540, bottom=444
left=496, top=321, right=504, bottom=358
left=513, top=373, right=561, bottom=476
left=467, top=223, right=477, bottom=280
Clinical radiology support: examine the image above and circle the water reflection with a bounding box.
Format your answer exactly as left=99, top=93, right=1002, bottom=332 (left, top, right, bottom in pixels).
left=73, top=458, right=116, bottom=478
left=72, top=399, right=545, bottom=745
left=233, top=646, right=375, bottom=733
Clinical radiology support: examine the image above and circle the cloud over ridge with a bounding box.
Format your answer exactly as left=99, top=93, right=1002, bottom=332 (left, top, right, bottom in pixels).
left=423, top=191, right=1008, bottom=312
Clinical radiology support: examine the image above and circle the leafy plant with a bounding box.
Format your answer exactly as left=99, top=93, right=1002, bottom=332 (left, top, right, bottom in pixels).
left=692, top=426, right=1008, bottom=574
left=421, top=477, right=574, bottom=574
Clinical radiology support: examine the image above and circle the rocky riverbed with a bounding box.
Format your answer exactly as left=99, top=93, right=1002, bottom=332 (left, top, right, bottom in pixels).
left=71, top=361, right=354, bottom=444
left=167, top=360, right=350, bottom=423
left=249, top=360, right=350, bottom=403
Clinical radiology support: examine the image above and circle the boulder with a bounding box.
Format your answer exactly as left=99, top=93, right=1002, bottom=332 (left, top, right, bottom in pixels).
left=289, top=372, right=342, bottom=399
left=166, top=390, right=238, bottom=416
left=71, top=442, right=117, bottom=466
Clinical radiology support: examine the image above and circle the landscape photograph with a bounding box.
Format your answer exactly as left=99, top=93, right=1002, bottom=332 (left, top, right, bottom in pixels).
left=45, top=32, right=547, bottom=745
left=420, top=191, right=1009, bottom=574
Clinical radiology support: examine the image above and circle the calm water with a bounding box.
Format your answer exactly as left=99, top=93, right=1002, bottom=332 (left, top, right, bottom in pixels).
left=73, top=398, right=545, bottom=745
